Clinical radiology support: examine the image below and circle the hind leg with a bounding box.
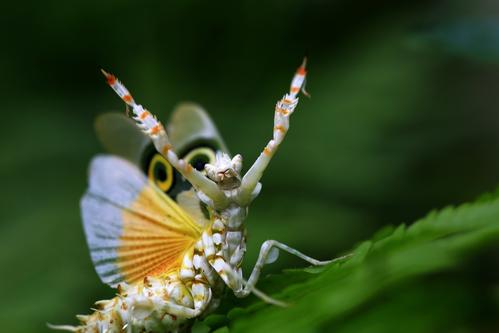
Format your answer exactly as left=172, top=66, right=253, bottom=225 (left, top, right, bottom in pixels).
left=236, top=240, right=350, bottom=299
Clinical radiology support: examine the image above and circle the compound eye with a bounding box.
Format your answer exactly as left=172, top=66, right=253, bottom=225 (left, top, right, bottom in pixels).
left=183, top=147, right=216, bottom=172
left=148, top=154, right=174, bottom=192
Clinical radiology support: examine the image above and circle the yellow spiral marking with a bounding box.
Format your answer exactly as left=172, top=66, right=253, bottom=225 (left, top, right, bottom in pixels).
left=148, top=154, right=174, bottom=192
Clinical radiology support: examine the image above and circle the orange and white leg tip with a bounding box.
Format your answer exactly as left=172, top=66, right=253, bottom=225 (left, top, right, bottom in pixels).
left=290, top=57, right=310, bottom=98
left=297, top=57, right=307, bottom=75
left=100, top=69, right=135, bottom=106
left=100, top=69, right=116, bottom=85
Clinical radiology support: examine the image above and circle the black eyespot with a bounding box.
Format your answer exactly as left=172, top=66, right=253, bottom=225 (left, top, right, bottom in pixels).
left=148, top=154, right=174, bottom=192
left=155, top=163, right=167, bottom=181
left=183, top=147, right=216, bottom=172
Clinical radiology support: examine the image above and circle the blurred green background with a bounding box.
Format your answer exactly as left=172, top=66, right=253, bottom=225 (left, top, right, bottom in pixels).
left=2, top=0, right=499, bottom=332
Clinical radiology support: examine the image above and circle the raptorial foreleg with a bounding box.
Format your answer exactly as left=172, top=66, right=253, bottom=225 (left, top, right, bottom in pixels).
left=100, top=70, right=228, bottom=208
left=239, top=59, right=308, bottom=205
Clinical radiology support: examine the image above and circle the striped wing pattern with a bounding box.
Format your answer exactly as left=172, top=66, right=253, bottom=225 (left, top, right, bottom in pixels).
left=81, top=155, right=203, bottom=286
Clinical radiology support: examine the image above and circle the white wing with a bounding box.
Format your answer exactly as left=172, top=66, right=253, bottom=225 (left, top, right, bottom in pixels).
left=81, top=155, right=203, bottom=287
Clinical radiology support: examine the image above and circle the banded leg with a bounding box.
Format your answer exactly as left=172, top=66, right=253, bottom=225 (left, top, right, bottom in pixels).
left=235, top=240, right=350, bottom=299
left=239, top=59, right=308, bottom=205
left=100, top=70, right=228, bottom=208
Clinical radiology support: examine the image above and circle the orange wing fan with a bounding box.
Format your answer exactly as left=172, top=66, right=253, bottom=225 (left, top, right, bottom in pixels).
left=81, top=155, right=203, bottom=287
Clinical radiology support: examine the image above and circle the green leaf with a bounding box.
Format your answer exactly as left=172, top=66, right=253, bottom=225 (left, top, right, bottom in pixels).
left=198, top=192, right=499, bottom=332
left=201, top=314, right=227, bottom=329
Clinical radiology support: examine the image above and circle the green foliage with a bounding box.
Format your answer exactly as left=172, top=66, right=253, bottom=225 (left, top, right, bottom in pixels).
left=2, top=2, right=499, bottom=333
left=410, top=20, right=499, bottom=64
left=193, top=193, right=499, bottom=332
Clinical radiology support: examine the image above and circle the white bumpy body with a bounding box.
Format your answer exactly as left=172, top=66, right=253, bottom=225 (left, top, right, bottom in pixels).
left=51, top=60, right=334, bottom=333
left=70, top=192, right=250, bottom=333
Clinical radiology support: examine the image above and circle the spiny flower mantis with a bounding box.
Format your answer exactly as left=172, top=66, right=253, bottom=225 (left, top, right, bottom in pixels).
left=50, top=59, right=347, bottom=333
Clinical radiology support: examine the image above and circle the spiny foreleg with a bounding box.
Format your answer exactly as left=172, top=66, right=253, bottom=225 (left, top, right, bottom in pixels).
left=100, top=70, right=227, bottom=208
left=239, top=59, right=308, bottom=205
